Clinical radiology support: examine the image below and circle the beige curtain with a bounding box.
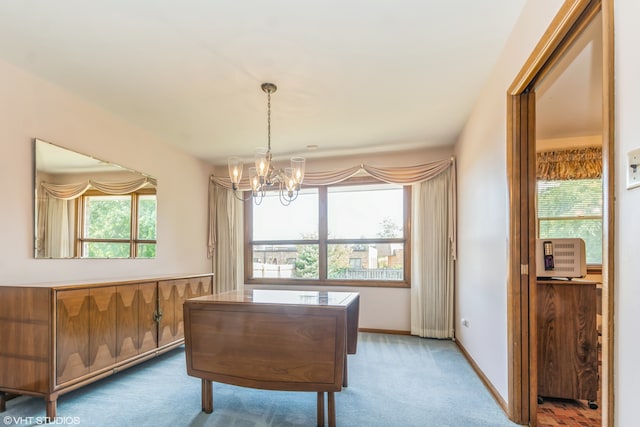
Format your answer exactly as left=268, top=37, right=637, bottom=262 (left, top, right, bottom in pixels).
left=210, top=159, right=452, bottom=190
left=209, top=157, right=456, bottom=338
left=44, top=198, right=74, bottom=258
left=209, top=184, right=244, bottom=293
left=411, top=168, right=455, bottom=338
left=41, top=177, right=157, bottom=199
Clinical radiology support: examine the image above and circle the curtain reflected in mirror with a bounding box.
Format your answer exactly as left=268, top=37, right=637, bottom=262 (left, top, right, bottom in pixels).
left=34, top=139, right=157, bottom=258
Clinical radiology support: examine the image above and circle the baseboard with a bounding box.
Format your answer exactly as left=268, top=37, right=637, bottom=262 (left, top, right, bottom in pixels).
left=455, top=339, right=510, bottom=418
left=358, top=328, right=411, bottom=335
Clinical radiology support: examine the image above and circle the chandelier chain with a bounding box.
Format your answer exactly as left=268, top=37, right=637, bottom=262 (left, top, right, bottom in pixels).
left=267, top=88, right=271, bottom=151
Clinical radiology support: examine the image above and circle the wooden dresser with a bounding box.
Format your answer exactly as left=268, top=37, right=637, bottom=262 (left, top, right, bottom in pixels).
left=537, top=279, right=599, bottom=407
left=0, top=273, right=213, bottom=418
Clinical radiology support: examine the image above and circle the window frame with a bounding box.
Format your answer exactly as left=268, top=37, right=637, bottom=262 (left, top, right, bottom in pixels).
left=244, top=176, right=411, bottom=288
left=76, top=188, right=157, bottom=258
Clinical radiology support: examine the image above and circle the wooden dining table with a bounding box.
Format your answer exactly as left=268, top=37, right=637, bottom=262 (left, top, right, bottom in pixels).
left=183, top=289, right=360, bottom=427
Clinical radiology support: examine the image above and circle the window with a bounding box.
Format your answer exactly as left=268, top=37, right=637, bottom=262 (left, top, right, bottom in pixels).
left=537, top=179, right=602, bottom=265
left=246, top=179, right=410, bottom=287
left=79, top=189, right=157, bottom=258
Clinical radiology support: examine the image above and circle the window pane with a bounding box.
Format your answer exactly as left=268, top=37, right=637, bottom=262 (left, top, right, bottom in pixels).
left=539, top=219, right=602, bottom=264
left=84, top=195, right=131, bottom=239
left=328, top=184, right=403, bottom=239
left=83, top=242, right=130, bottom=258
left=537, top=178, right=602, bottom=265
left=252, top=244, right=319, bottom=279
left=138, top=195, right=157, bottom=240
left=137, top=243, right=156, bottom=258
left=328, top=243, right=404, bottom=281
left=253, top=189, right=318, bottom=240
left=537, top=179, right=602, bottom=217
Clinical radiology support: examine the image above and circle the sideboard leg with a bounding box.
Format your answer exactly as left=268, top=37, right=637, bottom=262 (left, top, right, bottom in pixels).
left=343, top=354, right=348, bottom=387
left=316, top=392, right=325, bottom=427
left=201, top=379, right=213, bottom=413
left=0, top=392, right=6, bottom=412
left=45, top=395, right=57, bottom=419
left=327, top=392, right=335, bottom=427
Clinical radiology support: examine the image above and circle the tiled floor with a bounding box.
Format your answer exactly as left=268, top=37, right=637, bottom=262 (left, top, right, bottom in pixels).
left=537, top=340, right=602, bottom=427
left=537, top=397, right=600, bottom=426
left=536, top=317, right=603, bottom=427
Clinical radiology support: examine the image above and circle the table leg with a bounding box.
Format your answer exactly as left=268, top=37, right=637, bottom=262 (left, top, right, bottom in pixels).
left=328, top=392, right=336, bottom=427
left=317, top=392, right=325, bottom=427
left=202, top=379, right=213, bottom=413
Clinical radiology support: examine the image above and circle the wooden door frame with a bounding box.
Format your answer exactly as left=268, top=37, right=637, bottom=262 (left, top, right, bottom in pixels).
left=506, top=0, right=614, bottom=425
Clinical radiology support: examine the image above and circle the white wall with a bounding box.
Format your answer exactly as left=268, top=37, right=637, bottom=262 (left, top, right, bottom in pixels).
left=0, top=59, right=212, bottom=285
left=454, top=0, right=565, bottom=400
left=614, top=0, right=640, bottom=424
left=457, top=1, right=640, bottom=421
left=248, top=284, right=411, bottom=331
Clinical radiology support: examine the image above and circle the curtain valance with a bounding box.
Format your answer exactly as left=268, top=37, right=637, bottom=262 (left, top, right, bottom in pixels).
left=211, top=158, right=453, bottom=190
left=41, top=177, right=157, bottom=200
left=536, top=146, right=602, bottom=180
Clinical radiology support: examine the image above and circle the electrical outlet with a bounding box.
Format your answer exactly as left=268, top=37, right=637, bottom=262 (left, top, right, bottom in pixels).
left=461, top=318, right=470, bottom=327
left=627, top=148, right=640, bottom=190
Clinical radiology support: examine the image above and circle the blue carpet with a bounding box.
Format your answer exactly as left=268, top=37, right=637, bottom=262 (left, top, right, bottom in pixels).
left=2, top=333, right=519, bottom=426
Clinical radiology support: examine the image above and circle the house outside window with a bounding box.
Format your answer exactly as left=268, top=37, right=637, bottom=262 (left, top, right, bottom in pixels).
left=245, top=179, right=410, bottom=287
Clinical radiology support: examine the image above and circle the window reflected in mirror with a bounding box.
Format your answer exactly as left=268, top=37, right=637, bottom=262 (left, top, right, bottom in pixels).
left=34, top=138, right=157, bottom=259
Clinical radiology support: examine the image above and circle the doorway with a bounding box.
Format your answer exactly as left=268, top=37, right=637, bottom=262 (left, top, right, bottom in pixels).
left=506, top=0, right=614, bottom=426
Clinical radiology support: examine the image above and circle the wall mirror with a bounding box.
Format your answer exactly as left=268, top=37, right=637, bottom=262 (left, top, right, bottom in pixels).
left=34, top=138, right=157, bottom=259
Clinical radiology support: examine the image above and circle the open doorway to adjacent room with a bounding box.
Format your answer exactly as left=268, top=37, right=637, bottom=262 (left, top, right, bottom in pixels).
left=534, top=10, right=603, bottom=427
left=506, top=0, right=614, bottom=426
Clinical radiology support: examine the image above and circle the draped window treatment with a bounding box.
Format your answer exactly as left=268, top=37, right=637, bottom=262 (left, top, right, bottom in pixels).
left=35, top=177, right=157, bottom=258
left=411, top=168, right=455, bottom=338
left=208, top=184, right=244, bottom=294
left=536, top=146, right=602, bottom=180
left=209, top=158, right=457, bottom=338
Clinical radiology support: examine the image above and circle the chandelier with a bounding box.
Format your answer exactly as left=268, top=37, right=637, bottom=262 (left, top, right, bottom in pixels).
left=228, top=83, right=305, bottom=206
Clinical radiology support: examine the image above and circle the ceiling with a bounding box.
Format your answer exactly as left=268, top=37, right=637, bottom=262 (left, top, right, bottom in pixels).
left=0, top=1, right=598, bottom=166
left=536, top=14, right=603, bottom=142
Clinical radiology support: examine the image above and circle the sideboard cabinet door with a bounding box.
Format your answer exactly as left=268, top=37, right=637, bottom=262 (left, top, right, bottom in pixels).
left=56, top=290, right=90, bottom=385
left=138, top=282, right=158, bottom=354
left=57, top=287, right=118, bottom=385
left=115, top=282, right=158, bottom=360
left=88, top=287, right=117, bottom=372
left=158, top=277, right=213, bottom=347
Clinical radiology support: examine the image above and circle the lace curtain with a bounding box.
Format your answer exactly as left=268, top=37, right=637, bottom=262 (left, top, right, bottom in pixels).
left=209, top=157, right=457, bottom=339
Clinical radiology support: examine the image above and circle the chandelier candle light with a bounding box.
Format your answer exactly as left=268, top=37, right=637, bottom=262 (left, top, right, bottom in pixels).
left=228, top=83, right=305, bottom=205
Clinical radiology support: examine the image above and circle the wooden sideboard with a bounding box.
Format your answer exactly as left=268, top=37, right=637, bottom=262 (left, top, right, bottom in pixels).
left=0, top=273, right=213, bottom=418
left=184, top=290, right=360, bottom=427
left=537, top=279, right=599, bottom=407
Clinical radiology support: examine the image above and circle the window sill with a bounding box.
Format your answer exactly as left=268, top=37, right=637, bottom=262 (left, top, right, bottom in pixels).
left=245, top=278, right=410, bottom=289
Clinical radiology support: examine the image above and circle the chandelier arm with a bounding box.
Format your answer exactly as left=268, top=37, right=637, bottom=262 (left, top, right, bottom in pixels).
left=230, top=188, right=254, bottom=202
